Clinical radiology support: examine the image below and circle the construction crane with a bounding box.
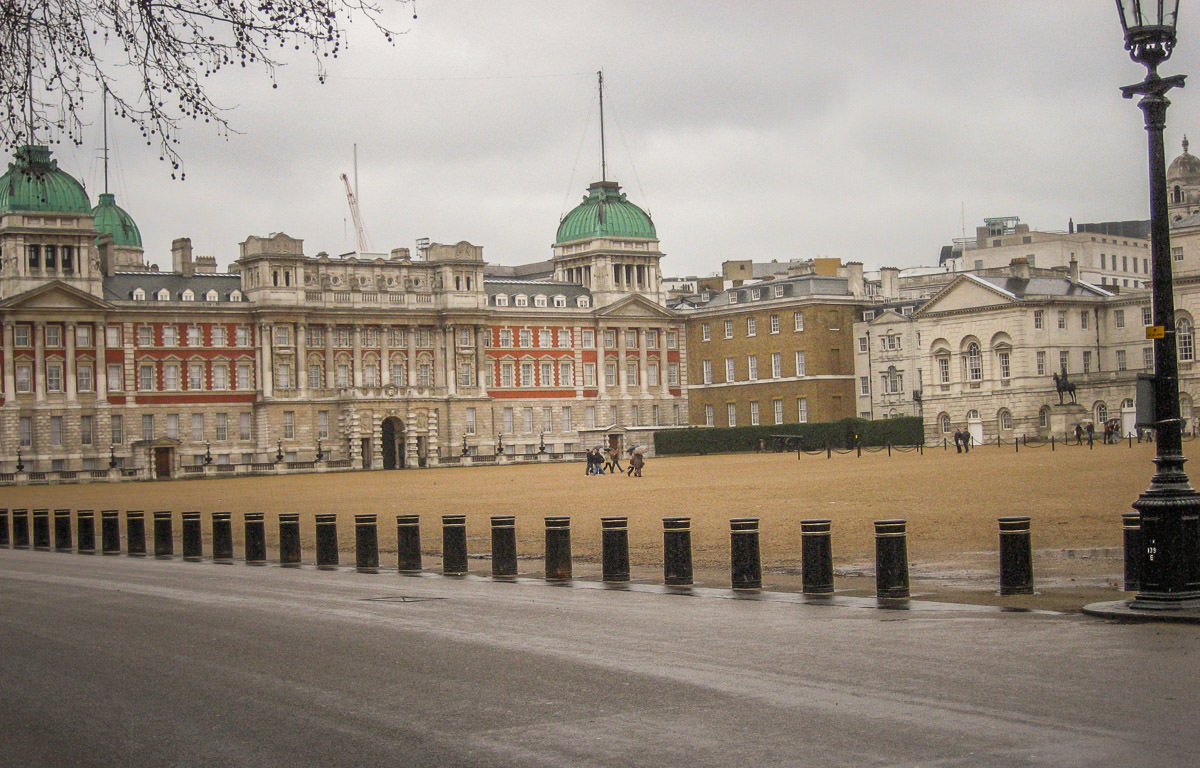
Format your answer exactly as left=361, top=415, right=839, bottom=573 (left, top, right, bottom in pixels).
left=341, top=172, right=372, bottom=252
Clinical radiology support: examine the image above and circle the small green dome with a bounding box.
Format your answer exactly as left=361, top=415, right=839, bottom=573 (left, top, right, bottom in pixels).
left=92, top=193, right=142, bottom=247
left=556, top=180, right=656, bottom=243
left=0, top=145, right=91, bottom=214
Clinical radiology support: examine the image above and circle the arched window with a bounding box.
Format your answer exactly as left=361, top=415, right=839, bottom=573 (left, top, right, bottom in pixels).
left=966, top=409, right=979, bottom=420
left=1039, top=406, right=1050, bottom=428
left=514, top=294, right=528, bottom=307
left=1095, top=402, right=1108, bottom=423
left=132, top=288, right=146, bottom=301
left=181, top=289, right=195, bottom=301
left=1178, top=318, right=1194, bottom=362
left=156, top=288, right=170, bottom=301
left=229, top=290, right=243, bottom=302
left=966, top=342, right=983, bottom=381
left=495, top=294, right=509, bottom=307
left=534, top=294, right=547, bottom=307
left=205, top=289, right=218, bottom=302
left=939, top=413, right=952, bottom=433
left=1122, top=398, right=1135, bottom=408
left=998, top=409, right=1013, bottom=430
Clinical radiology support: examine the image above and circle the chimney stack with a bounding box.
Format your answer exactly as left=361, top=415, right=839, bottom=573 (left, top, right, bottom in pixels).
left=1010, top=257, right=1031, bottom=281
left=172, top=237, right=194, bottom=277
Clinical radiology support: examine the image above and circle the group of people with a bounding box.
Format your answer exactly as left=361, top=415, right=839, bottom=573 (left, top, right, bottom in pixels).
left=952, top=427, right=972, bottom=453
left=585, top=445, right=646, bottom=477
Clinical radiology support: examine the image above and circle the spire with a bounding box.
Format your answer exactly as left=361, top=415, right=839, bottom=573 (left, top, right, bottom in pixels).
left=597, top=70, right=607, bottom=182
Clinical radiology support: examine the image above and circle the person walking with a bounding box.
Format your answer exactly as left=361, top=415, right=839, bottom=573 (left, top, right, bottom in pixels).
left=1086, top=422, right=1094, bottom=447
left=1075, top=424, right=1083, bottom=445
left=627, top=445, right=645, bottom=477
left=605, top=445, right=623, bottom=474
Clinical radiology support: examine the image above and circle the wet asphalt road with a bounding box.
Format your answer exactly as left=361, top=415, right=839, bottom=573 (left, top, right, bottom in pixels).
left=1, top=548, right=1197, bottom=767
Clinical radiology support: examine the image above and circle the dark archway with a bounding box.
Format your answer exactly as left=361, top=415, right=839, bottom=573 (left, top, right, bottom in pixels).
left=381, top=417, right=405, bottom=469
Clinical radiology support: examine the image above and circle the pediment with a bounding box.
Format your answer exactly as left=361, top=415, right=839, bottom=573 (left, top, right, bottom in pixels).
left=594, top=294, right=677, bottom=319
left=0, top=281, right=113, bottom=311
left=920, top=275, right=1016, bottom=314
left=867, top=308, right=908, bottom=326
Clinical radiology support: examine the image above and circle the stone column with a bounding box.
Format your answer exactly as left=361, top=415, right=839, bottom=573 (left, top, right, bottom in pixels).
left=65, top=323, right=77, bottom=399
left=639, top=328, right=649, bottom=395
left=96, top=320, right=108, bottom=403
left=444, top=325, right=457, bottom=396
left=2, top=323, right=15, bottom=401
left=597, top=322, right=608, bottom=400
left=34, top=322, right=45, bottom=402
left=297, top=323, right=308, bottom=396
left=475, top=326, right=489, bottom=396
left=616, top=325, right=628, bottom=392
left=352, top=324, right=363, bottom=388
left=433, top=326, right=446, bottom=389
left=324, top=323, right=334, bottom=389
left=259, top=323, right=274, bottom=398
left=380, top=325, right=391, bottom=386
left=407, top=326, right=417, bottom=387
left=660, top=325, right=671, bottom=394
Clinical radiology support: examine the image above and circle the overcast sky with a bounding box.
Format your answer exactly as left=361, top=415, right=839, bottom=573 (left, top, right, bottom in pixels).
left=47, top=1, right=1200, bottom=278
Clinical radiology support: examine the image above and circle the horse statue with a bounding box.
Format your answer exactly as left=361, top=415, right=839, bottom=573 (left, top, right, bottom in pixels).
left=1053, top=370, right=1077, bottom=405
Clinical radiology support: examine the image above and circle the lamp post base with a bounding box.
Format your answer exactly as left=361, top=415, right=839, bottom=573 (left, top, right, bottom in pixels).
left=1082, top=600, right=1200, bottom=623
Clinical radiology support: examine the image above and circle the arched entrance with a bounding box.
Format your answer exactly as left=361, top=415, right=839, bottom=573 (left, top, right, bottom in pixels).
left=381, top=417, right=406, bottom=469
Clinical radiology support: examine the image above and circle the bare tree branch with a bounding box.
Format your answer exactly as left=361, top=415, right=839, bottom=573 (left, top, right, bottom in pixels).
left=0, top=0, right=409, bottom=178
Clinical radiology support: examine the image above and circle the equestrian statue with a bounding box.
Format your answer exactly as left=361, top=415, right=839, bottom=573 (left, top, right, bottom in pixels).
left=1053, top=368, right=1077, bottom=405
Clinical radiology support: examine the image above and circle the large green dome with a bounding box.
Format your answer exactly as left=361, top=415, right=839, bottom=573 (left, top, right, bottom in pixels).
left=92, top=192, right=142, bottom=247
left=0, top=145, right=91, bottom=214
left=556, top=180, right=656, bottom=243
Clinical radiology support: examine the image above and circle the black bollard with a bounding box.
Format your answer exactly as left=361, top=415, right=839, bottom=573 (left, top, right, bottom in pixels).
left=211, top=512, right=233, bottom=563
left=998, top=516, right=1034, bottom=595
left=54, top=509, right=73, bottom=552
left=32, top=509, right=50, bottom=551
left=544, top=516, right=572, bottom=581
left=101, top=510, right=120, bottom=554
left=0, top=508, right=9, bottom=548
left=244, top=512, right=267, bottom=565
left=663, top=517, right=693, bottom=586
left=77, top=510, right=95, bottom=555
left=874, top=519, right=910, bottom=600
left=601, top=516, right=630, bottom=582
left=491, top=515, right=517, bottom=579
left=442, top=514, right=468, bottom=575
left=182, top=511, right=202, bottom=561
left=12, top=509, right=30, bottom=549
left=730, top=518, right=762, bottom=590
left=1122, top=511, right=1141, bottom=592
left=396, top=515, right=422, bottom=573
left=279, top=513, right=302, bottom=567
left=153, top=511, right=173, bottom=558
left=800, top=519, right=835, bottom=596
left=126, top=511, right=147, bottom=556
left=355, top=514, right=379, bottom=573
left=315, top=513, right=339, bottom=570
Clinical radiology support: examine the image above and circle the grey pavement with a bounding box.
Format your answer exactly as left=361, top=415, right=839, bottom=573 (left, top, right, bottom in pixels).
left=0, top=548, right=1197, bottom=767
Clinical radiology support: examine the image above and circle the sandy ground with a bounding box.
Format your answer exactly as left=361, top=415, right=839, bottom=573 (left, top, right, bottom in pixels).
left=5, top=438, right=1171, bottom=611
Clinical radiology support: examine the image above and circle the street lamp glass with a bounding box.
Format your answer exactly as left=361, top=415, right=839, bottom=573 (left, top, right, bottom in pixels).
left=1117, top=0, right=1180, bottom=60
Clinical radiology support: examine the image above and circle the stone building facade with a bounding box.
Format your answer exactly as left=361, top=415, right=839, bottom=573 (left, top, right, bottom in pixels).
left=0, top=147, right=688, bottom=480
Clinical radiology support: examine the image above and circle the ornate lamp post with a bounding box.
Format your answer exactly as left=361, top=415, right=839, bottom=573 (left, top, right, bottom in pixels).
left=275, top=439, right=284, bottom=464
left=203, top=441, right=213, bottom=465
left=1117, top=0, right=1200, bottom=610
left=108, top=443, right=117, bottom=469
left=16, top=447, right=24, bottom=472
left=495, top=433, right=503, bottom=457
left=538, top=432, right=547, bottom=454
left=315, top=436, right=324, bottom=461
left=461, top=434, right=469, bottom=456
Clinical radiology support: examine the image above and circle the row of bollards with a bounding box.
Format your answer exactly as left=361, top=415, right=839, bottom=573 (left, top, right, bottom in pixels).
left=0, top=507, right=1046, bottom=599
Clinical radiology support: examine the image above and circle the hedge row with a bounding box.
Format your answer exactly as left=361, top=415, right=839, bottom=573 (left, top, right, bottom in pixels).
left=653, top=417, right=924, bottom=456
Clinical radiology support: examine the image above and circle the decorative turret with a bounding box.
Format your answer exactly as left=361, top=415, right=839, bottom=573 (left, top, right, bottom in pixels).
left=0, top=145, right=91, bottom=214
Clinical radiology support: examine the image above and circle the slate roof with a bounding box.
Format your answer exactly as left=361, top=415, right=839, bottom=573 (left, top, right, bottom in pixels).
left=103, top=271, right=243, bottom=302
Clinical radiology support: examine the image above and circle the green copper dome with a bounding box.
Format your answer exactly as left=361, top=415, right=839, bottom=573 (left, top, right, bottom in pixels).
left=92, top=193, right=142, bottom=247
left=556, top=180, right=656, bottom=243
left=0, top=145, right=91, bottom=214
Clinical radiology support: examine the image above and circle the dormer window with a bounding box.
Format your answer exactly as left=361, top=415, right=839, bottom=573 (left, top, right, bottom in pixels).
left=229, top=290, right=243, bottom=302
left=495, top=294, right=509, bottom=307
left=514, top=294, right=528, bottom=307
left=156, top=288, right=170, bottom=301
left=181, top=289, right=195, bottom=301
left=205, top=290, right=219, bottom=302
left=553, top=295, right=567, bottom=307
left=576, top=296, right=590, bottom=308
left=773, top=284, right=785, bottom=297
left=728, top=292, right=739, bottom=304
left=534, top=294, right=547, bottom=307
left=132, top=288, right=146, bottom=301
